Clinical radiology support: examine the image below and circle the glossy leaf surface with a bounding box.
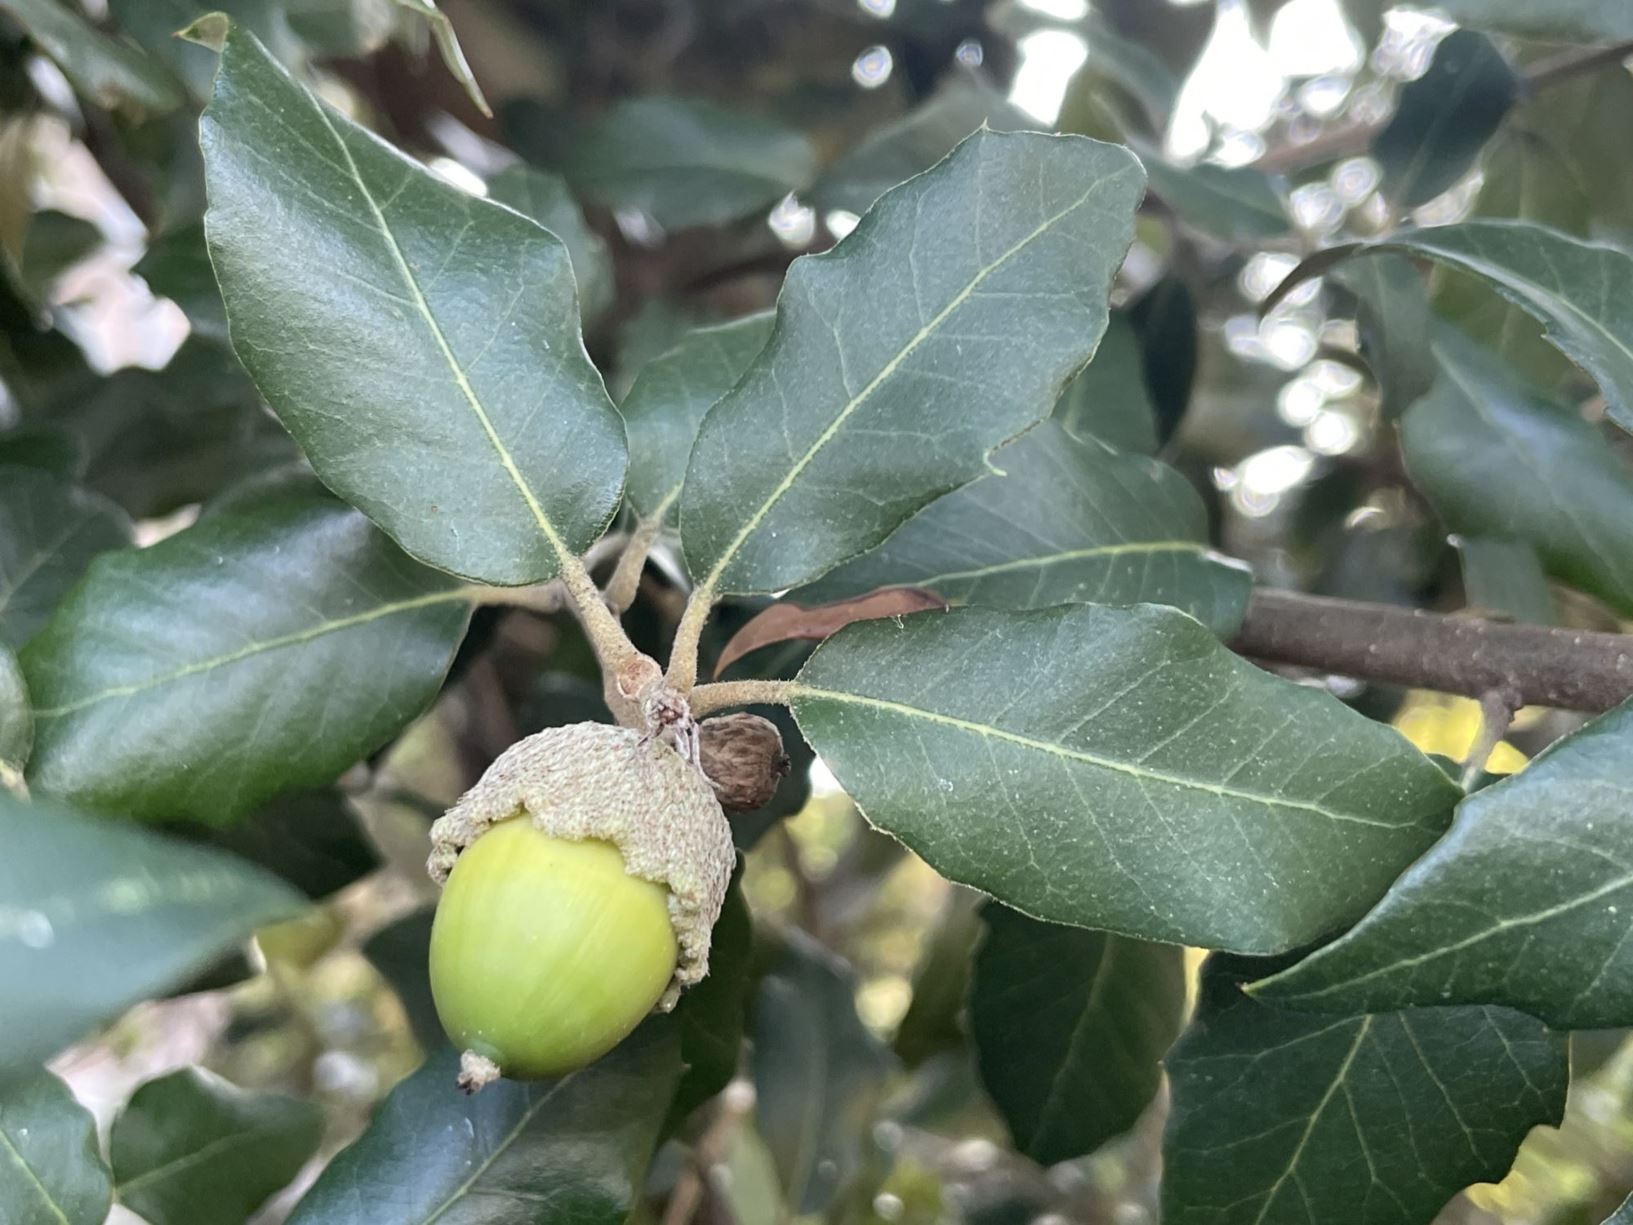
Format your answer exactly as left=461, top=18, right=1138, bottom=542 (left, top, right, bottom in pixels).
left=23, top=498, right=470, bottom=823
left=791, top=605, right=1459, bottom=952
left=202, top=26, right=625, bottom=584
left=1165, top=956, right=1566, bottom=1225
left=288, top=1028, right=682, bottom=1225
left=1256, top=696, right=1633, bottom=1028
left=682, top=129, right=1146, bottom=595
left=797, top=423, right=1250, bottom=637
left=970, top=904, right=1184, bottom=1164
left=111, top=1067, right=322, bottom=1225
left=0, top=792, right=302, bottom=1076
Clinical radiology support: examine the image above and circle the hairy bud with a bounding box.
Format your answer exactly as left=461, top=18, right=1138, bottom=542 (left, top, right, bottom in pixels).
left=698, top=713, right=790, bottom=812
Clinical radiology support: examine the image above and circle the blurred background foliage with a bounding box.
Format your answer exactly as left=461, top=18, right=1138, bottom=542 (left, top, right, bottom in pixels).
left=4, top=0, right=1633, bottom=1222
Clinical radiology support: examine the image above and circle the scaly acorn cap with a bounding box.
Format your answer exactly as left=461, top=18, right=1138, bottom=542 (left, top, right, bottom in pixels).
left=427, top=722, right=734, bottom=1008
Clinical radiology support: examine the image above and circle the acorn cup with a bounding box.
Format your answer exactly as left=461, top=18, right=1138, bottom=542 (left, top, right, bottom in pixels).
left=425, top=722, right=735, bottom=1092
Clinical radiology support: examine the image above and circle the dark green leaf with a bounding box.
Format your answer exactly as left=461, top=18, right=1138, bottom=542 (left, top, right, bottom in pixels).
left=17, top=210, right=102, bottom=300
left=0, top=0, right=184, bottom=116
left=193, top=789, right=380, bottom=899
left=790, top=604, right=1460, bottom=952
left=1372, top=31, right=1519, bottom=209
left=388, top=0, right=490, bottom=117
left=970, top=904, right=1184, bottom=1164
left=1456, top=537, right=1555, bottom=625
left=361, top=906, right=440, bottom=1050
left=620, top=313, right=772, bottom=524
left=485, top=163, right=612, bottom=326
left=0, top=791, right=303, bottom=1076
left=22, top=497, right=470, bottom=824
left=814, top=74, right=1039, bottom=216
left=0, top=427, right=84, bottom=481
left=48, top=341, right=287, bottom=520
left=288, top=1027, right=683, bottom=1225
left=201, top=25, right=626, bottom=585
left=1164, top=956, right=1566, bottom=1225
left=893, top=887, right=982, bottom=1067
left=555, top=95, right=815, bottom=231
left=752, top=933, right=895, bottom=1215
left=795, top=422, right=1251, bottom=637
left=107, top=0, right=307, bottom=99
left=0, top=1068, right=111, bottom=1225
left=1272, top=223, right=1633, bottom=435
left=1332, top=255, right=1435, bottom=421
left=283, top=0, right=395, bottom=57
left=1143, top=156, right=1291, bottom=243
left=1437, top=60, right=1633, bottom=385
left=1254, top=696, right=1633, bottom=1028
left=1435, top=132, right=1591, bottom=391
left=1434, top=0, right=1633, bottom=43
left=669, top=872, right=752, bottom=1128
left=682, top=129, right=1145, bottom=596
left=1128, top=273, right=1198, bottom=442
left=0, top=645, right=28, bottom=774
left=1399, top=328, right=1633, bottom=617
left=0, top=465, right=131, bottom=650
left=1516, top=61, right=1633, bottom=246
left=111, top=1067, right=321, bottom=1225
left=1083, top=12, right=1186, bottom=132
left=1052, top=311, right=1159, bottom=454
left=135, top=223, right=227, bottom=344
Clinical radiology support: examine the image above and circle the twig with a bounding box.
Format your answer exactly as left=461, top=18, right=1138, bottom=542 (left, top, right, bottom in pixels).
left=1254, top=40, right=1633, bottom=175
left=603, top=516, right=663, bottom=615
left=1462, top=686, right=1522, bottom=788
left=660, top=1082, right=756, bottom=1225
left=689, top=678, right=794, bottom=717
left=1231, top=589, right=1633, bottom=713
left=666, top=583, right=715, bottom=694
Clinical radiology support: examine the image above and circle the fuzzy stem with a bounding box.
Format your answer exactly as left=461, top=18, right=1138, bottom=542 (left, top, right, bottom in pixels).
left=689, top=678, right=794, bottom=716
left=466, top=555, right=645, bottom=680
left=604, top=516, right=663, bottom=615
left=556, top=552, right=639, bottom=667
left=666, top=581, right=716, bottom=693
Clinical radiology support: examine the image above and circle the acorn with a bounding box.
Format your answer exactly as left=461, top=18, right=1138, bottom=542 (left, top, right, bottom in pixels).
left=426, top=722, right=733, bottom=1091
left=697, top=713, right=790, bottom=812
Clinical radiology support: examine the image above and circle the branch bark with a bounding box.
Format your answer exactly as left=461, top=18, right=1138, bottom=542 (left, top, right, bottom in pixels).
left=1231, top=589, right=1633, bottom=713
left=1254, top=40, right=1633, bottom=175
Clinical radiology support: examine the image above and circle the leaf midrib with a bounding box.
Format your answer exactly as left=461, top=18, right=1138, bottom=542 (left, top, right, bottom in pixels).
left=926, top=540, right=1207, bottom=586
left=791, top=686, right=1414, bottom=829
left=419, top=1075, right=577, bottom=1225
left=1410, top=227, right=1633, bottom=401
left=700, top=162, right=1135, bottom=592
left=1248, top=1016, right=1372, bottom=1225
left=299, top=79, right=574, bottom=566
left=0, top=1120, right=73, bottom=1225
left=1264, top=862, right=1633, bottom=1005
left=32, top=589, right=467, bottom=719
left=0, top=513, right=100, bottom=618
left=1029, top=937, right=1119, bottom=1154
left=115, top=1122, right=280, bottom=1196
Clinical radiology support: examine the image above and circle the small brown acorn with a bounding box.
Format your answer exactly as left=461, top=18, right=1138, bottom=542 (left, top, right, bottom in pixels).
left=697, top=713, right=790, bottom=812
